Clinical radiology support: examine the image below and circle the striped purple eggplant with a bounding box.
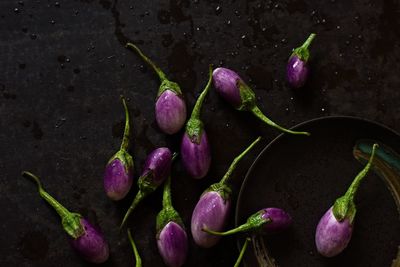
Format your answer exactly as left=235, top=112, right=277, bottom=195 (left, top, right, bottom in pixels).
left=22, top=171, right=109, bottom=264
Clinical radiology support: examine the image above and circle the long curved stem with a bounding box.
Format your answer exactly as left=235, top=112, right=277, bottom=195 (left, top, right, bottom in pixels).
left=202, top=223, right=253, bottom=236
left=345, top=143, right=379, bottom=201
left=234, top=238, right=251, bottom=267
left=120, top=191, right=146, bottom=229
left=126, top=43, right=167, bottom=82
left=120, top=95, right=131, bottom=151
left=219, top=136, right=261, bottom=185
left=127, top=229, right=142, bottom=267
left=22, top=171, right=71, bottom=220
left=190, top=65, right=213, bottom=121
left=250, top=106, right=310, bottom=136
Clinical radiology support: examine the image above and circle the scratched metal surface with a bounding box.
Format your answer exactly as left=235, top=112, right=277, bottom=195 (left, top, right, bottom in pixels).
left=1, top=0, right=400, bottom=266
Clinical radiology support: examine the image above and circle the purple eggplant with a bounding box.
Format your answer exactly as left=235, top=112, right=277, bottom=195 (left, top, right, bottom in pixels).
left=120, top=148, right=174, bottom=228
left=212, top=68, right=310, bottom=136
left=181, top=66, right=213, bottom=179
left=234, top=238, right=251, bottom=267
left=315, top=143, right=378, bottom=257
left=127, top=229, right=142, bottom=267
left=22, top=171, right=109, bottom=263
left=104, top=95, right=134, bottom=201
left=126, top=43, right=186, bottom=134
left=287, top=33, right=316, bottom=88
left=156, top=175, right=188, bottom=267
left=203, top=208, right=292, bottom=236
left=191, top=137, right=261, bottom=248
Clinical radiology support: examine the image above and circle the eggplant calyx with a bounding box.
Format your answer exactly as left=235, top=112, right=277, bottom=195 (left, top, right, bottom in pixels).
left=186, top=118, right=204, bottom=144
left=156, top=207, right=184, bottom=236
left=158, top=80, right=183, bottom=97
left=207, top=183, right=232, bottom=201
left=236, top=79, right=256, bottom=111
left=291, top=33, right=316, bottom=62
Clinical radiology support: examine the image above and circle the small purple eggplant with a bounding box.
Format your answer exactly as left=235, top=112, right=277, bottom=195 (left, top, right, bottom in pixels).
left=287, top=33, right=316, bottom=88
left=212, top=68, right=310, bottom=136
left=156, top=175, right=188, bottom=267
left=127, top=229, right=142, bottom=267
left=181, top=66, right=213, bottom=179
left=234, top=238, right=251, bottom=267
left=22, top=171, right=109, bottom=263
left=104, top=95, right=134, bottom=201
left=126, top=43, right=186, bottom=134
left=191, top=137, right=261, bottom=248
left=315, top=143, right=378, bottom=257
left=203, top=208, right=292, bottom=236
left=120, top=148, right=174, bottom=228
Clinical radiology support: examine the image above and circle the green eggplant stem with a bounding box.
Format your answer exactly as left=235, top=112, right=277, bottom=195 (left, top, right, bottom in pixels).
left=120, top=190, right=146, bottom=230
left=333, top=143, right=379, bottom=222
left=234, top=238, right=251, bottom=267
left=301, top=33, right=316, bottom=50
left=120, top=95, right=131, bottom=151
left=190, top=65, right=213, bottom=121
left=162, top=175, right=173, bottom=209
left=127, top=229, right=142, bottom=267
left=22, top=171, right=84, bottom=239
left=126, top=43, right=167, bottom=82
left=203, top=223, right=254, bottom=236
left=219, top=136, right=261, bottom=185
left=250, top=106, right=310, bottom=136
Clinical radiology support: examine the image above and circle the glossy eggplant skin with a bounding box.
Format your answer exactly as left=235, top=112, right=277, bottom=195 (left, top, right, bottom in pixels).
left=70, top=218, right=110, bottom=264
left=315, top=207, right=353, bottom=257
left=191, top=191, right=231, bottom=248
left=157, top=221, right=188, bottom=267
left=141, top=147, right=173, bottom=186
left=212, top=67, right=242, bottom=108
left=104, top=157, right=133, bottom=200
left=286, top=55, right=309, bottom=89
left=155, top=90, right=187, bottom=134
left=180, top=131, right=211, bottom=179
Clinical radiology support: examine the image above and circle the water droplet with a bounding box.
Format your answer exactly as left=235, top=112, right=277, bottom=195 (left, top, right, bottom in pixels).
left=321, top=108, right=325, bottom=112
left=54, top=2, right=60, bottom=7
left=215, top=6, right=222, bottom=15
left=336, top=25, right=341, bottom=29
left=18, top=1, right=24, bottom=5
left=50, top=20, right=55, bottom=24
left=14, top=8, right=19, bottom=13
left=226, top=20, right=231, bottom=25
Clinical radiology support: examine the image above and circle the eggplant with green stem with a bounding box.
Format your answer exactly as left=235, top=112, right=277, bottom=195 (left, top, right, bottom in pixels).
left=315, top=143, right=378, bottom=257
left=126, top=43, right=186, bottom=135
left=22, top=171, right=109, bottom=264
left=120, top=148, right=174, bottom=229
left=212, top=68, right=310, bottom=136
left=156, top=175, right=188, bottom=267
left=104, top=95, right=134, bottom=201
left=181, top=66, right=213, bottom=179
left=191, top=137, right=261, bottom=248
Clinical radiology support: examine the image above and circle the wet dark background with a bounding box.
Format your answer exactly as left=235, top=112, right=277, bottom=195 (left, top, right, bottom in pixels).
left=0, top=0, right=399, bottom=266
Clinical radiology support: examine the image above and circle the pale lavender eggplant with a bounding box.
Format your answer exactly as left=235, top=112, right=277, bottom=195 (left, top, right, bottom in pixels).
left=286, top=33, right=316, bottom=88
left=212, top=67, right=242, bottom=108
left=22, top=171, right=109, bottom=264
left=191, top=191, right=231, bottom=248
left=156, top=90, right=187, bottom=134
left=156, top=174, right=188, bottom=266
left=120, top=148, right=173, bottom=229
left=181, top=66, right=213, bottom=179
left=315, top=144, right=378, bottom=257
left=203, top=207, right=292, bottom=236
left=191, top=137, right=261, bottom=248
left=212, top=67, right=310, bottom=136
left=315, top=207, right=353, bottom=257
left=181, top=132, right=211, bottom=178
left=157, top=221, right=188, bottom=267
left=104, top=96, right=134, bottom=201
left=71, top=218, right=110, bottom=263
left=126, top=43, right=186, bottom=135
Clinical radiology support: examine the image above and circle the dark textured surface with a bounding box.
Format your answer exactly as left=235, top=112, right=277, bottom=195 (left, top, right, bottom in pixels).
left=0, top=0, right=400, bottom=266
